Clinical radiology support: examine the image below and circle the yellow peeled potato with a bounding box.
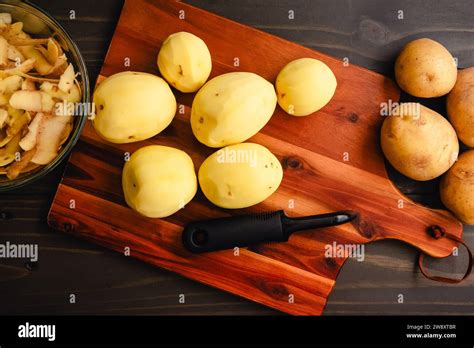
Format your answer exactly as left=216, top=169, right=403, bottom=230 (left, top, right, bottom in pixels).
left=395, top=38, right=457, bottom=98
left=191, top=72, right=277, bottom=147
left=440, top=150, right=474, bottom=224
left=157, top=32, right=212, bottom=93
left=93, top=72, right=176, bottom=144
left=447, top=67, right=474, bottom=147
left=381, top=103, right=459, bottom=181
left=198, top=143, right=283, bottom=209
left=276, top=58, right=337, bottom=116
left=122, top=145, right=197, bottom=218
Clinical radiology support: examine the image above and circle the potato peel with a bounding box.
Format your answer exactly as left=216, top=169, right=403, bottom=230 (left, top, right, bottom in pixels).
left=18, top=46, right=53, bottom=75
left=47, top=38, right=62, bottom=65
left=6, top=147, right=36, bottom=179
left=19, top=112, right=43, bottom=151
left=11, top=71, right=59, bottom=83
left=0, top=108, right=7, bottom=128
left=0, top=14, right=12, bottom=26
left=32, top=114, right=72, bottom=165
left=9, top=90, right=55, bottom=113
left=42, top=81, right=81, bottom=103
left=0, top=13, right=80, bottom=178
left=4, top=109, right=30, bottom=140
left=0, top=75, right=22, bottom=94
left=21, top=78, right=36, bottom=91
left=7, top=44, right=24, bottom=62
left=3, top=58, right=35, bottom=75
left=0, top=133, right=20, bottom=167
left=0, top=37, right=8, bottom=67
left=10, top=38, right=50, bottom=47
left=58, top=63, right=75, bottom=93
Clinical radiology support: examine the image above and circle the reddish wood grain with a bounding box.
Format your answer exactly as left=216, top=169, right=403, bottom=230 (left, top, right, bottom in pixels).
left=48, top=0, right=463, bottom=315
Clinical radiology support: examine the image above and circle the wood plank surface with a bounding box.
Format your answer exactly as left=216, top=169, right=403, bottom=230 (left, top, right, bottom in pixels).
left=0, top=0, right=473, bottom=315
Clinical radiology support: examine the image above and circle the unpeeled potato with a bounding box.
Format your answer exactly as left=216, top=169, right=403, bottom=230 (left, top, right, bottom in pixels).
left=381, top=103, right=459, bottom=181
left=440, top=150, right=474, bottom=224
left=447, top=67, right=474, bottom=147
left=395, top=38, right=457, bottom=98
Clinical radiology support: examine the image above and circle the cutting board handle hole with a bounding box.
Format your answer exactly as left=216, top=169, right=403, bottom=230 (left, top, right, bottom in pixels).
left=191, top=229, right=209, bottom=247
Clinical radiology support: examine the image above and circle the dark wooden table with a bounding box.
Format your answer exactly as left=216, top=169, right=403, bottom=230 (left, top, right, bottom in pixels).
left=1, top=0, right=473, bottom=315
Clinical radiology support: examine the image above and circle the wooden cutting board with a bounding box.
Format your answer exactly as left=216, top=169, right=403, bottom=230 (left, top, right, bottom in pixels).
left=47, top=0, right=463, bottom=315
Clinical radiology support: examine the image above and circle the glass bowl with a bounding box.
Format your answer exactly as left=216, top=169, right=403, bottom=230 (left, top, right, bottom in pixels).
left=0, top=0, right=89, bottom=191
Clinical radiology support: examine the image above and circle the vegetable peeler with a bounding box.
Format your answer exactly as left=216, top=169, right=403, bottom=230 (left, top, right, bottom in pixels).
left=182, top=210, right=358, bottom=253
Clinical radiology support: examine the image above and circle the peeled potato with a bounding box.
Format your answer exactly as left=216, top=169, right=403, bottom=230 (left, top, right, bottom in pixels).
left=122, top=145, right=197, bottom=218
left=276, top=58, right=337, bottom=116
left=440, top=150, right=474, bottom=224
left=191, top=72, right=277, bottom=147
left=447, top=67, right=474, bottom=147
left=381, top=103, right=459, bottom=181
left=198, top=143, right=283, bottom=209
left=92, top=72, right=176, bottom=143
left=157, top=32, right=212, bottom=93
left=395, top=38, right=457, bottom=98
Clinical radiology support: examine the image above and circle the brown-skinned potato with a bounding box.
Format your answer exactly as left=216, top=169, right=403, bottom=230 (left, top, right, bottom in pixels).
left=440, top=150, right=474, bottom=224
left=381, top=103, right=459, bottom=181
left=447, top=67, right=474, bottom=147
left=395, top=38, right=457, bottom=98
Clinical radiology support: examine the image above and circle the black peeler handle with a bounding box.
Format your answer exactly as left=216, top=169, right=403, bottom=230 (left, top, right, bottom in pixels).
left=182, top=210, right=357, bottom=253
